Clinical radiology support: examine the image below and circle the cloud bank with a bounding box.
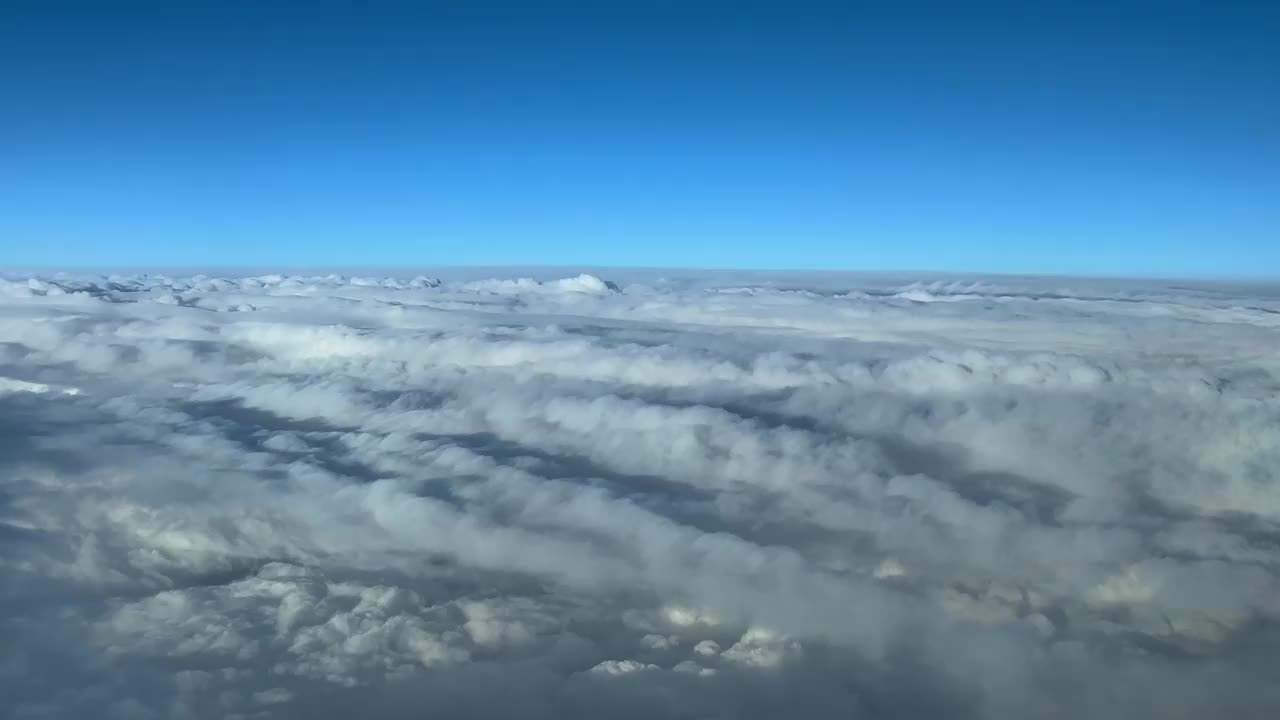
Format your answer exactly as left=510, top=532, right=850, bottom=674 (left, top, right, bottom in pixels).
left=1, top=268, right=1278, bottom=719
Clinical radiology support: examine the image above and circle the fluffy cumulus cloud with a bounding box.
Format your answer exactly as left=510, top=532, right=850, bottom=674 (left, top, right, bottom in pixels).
left=1, top=268, right=1279, bottom=719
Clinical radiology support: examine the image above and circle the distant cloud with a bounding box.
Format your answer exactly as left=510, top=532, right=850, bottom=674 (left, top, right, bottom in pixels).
left=1, top=269, right=1278, bottom=718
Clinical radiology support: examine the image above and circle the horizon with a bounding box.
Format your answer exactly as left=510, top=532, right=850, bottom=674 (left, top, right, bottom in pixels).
left=5, top=263, right=1279, bottom=285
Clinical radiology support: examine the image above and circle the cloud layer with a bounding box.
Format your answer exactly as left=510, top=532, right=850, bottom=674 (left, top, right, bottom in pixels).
left=2, top=268, right=1279, bottom=719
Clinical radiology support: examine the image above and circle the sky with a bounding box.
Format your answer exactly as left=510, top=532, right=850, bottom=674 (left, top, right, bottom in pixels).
left=1, top=0, right=1277, bottom=275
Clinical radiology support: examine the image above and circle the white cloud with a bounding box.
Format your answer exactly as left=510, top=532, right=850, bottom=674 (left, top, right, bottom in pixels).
left=588, top=659, right=660, bottom=676
left=1, top=269, right=1278, bottom=718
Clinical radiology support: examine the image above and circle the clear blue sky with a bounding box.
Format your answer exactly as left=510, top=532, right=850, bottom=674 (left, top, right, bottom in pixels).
left=2, top=1, right=1277, bottom=275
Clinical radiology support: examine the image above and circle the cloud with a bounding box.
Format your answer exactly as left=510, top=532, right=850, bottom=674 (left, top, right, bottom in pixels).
left=1, top=269, right=1279, bottom=718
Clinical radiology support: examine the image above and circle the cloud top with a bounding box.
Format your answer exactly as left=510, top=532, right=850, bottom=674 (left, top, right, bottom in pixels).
left=1, top=269, right=1278, bottom=719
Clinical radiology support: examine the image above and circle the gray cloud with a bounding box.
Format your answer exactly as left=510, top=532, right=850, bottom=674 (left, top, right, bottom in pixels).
left=1, top=269, right=1278, bottom=718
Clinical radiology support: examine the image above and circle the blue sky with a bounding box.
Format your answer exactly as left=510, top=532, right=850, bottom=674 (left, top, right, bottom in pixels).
left=2, top=1, right=1277, bottom=275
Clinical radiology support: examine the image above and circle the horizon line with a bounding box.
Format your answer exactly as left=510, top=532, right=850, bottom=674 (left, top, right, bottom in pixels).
left=3, top=263, right=1278, bottom=284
